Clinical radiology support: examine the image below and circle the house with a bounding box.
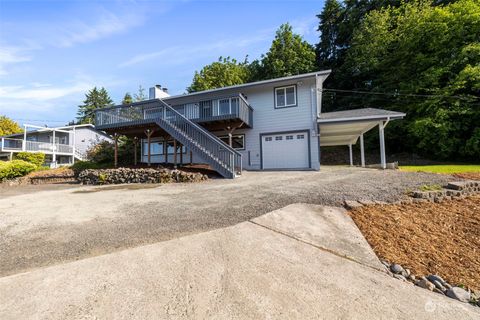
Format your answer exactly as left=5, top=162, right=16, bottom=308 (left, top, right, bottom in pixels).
left=94, top=71, right=405, bottom=178
left=0, top=124, right=112, bottom=167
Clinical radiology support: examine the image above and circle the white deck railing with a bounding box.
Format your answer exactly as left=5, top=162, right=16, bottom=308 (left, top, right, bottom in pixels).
left=1, top=138, right=73, bottom=154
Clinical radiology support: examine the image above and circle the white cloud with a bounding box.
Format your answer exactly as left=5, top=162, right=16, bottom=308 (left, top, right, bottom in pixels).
left=119, top=30, right=273, bottom=68
left=0, top=81, right=92, bottom=101
left=55, top=10, right=145, bottom=48
left=0, top=46, right=31, bottom=76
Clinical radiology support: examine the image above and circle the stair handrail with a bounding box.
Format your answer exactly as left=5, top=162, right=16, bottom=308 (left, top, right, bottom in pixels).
left=154, top=99, right=242, bottom=175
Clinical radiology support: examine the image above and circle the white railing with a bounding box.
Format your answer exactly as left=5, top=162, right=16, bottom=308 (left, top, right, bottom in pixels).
left=1, top=138, right=73, bottom=154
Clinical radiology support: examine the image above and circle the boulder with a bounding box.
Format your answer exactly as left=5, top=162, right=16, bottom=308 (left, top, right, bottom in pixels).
left=416, top=278, right=435, bottom=291
left=446, top=287, right=471, bottom=303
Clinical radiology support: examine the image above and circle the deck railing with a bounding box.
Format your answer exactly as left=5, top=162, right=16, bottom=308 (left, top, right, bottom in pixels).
left=95, top=95, right=253, bottom=128
left=0, top=138, right=73, bottom=154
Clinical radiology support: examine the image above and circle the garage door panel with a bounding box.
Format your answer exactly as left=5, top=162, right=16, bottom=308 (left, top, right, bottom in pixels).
left=262, top=131, right=309, bottom=169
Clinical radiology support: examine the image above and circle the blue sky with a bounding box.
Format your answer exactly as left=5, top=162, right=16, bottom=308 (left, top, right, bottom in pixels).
left=0, top=0, right=324, bottom=127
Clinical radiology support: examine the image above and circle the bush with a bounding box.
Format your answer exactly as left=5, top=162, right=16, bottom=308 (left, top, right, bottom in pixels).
left=70, top=160, right=109, bottom=176
left=14, top=152, right=45, bottom=167
left=86, top=141, right=114, bottom=164
left=0, top=160, right=37, bottom=181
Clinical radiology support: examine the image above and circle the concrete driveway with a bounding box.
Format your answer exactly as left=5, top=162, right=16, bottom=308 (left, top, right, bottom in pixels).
left=0, top=167, right=452, bottom=277
left=1, top=204, right=477, bottom=319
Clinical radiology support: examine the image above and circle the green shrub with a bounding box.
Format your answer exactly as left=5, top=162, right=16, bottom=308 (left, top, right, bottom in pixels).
left=70, top=161, right=109, bottom=176
left=14, top=152, right=45, bottom=167
left=86, top=141, right=114, bottom=164
left=0, top=160, right=37, bottom=181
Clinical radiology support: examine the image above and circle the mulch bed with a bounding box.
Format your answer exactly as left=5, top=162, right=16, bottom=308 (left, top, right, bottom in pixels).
left=349, top=195, right=480, bottom=291
left=454, top=172, right=480, bottom=181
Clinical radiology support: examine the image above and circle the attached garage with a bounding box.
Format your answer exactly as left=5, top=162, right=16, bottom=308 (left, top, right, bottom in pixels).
left=261, top=131, right=310, bottom=169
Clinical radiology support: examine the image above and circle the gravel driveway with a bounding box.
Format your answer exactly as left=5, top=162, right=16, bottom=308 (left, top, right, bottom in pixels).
left=0, top=166, right=452, bottom=277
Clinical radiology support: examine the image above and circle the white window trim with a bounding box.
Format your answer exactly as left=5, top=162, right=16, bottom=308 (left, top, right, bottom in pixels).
left=275, top=85, right=297, bottom=108
left=218, top=134, right=245, bottom=150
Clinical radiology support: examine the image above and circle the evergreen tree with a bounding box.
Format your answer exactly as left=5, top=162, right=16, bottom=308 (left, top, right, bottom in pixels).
left=122, top=92, right=133, bottom=104
left=76, top=87, right=113, bottom=124
left=316, top=0, right=344, bottom=69
left=134, top=85, right=147, bottom=102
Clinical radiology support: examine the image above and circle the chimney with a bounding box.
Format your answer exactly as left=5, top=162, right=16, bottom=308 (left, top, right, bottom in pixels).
left=149, top=84, right=170, bottom=99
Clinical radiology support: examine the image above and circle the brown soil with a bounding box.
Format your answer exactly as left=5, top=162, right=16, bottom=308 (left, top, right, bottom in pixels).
left=349, top=196, right=480, bottom=291
left=454, top=172, right=480, bottom=181
left=27, top=167, right=74, bottom=178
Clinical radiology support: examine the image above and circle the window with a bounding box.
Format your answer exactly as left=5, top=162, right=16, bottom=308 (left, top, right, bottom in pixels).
left=275, top=85, right=297, bottom=108
left=265, top=137, right=272, bottom=142
left=219, top=134, right=245, bottom=150
left=286, top=135, right=293, bottom=140
left=143, top=141, right=163, bottom=155
left=297, top=134, right=305, bottom=139
left=275, top=136, right=283, bottom=141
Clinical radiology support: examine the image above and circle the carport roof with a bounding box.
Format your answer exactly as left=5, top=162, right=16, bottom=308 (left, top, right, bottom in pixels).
left=318, top=108, right=406, bottom=147
left=318, top=108, right=405, bottom=124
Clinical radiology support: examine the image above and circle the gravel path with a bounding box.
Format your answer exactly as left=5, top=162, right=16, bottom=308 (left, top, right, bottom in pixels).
left=0, top=167, right=452, bottom=277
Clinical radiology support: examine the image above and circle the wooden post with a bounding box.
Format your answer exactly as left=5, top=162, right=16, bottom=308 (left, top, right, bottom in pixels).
left=360, top=134, right=365, bottom=168
left=163, top=135, right=168, bottom=164
left=179, top=143, right=183, bottom=165
left=144, top=129, right=154, bottom=166
left=173, top=139, right=177, bottom=168
left=133, top=137, right=138, bottom=166
left=189, top=151, right=193, bottom=165
left=114, top=133, right=119, bottom=168
left=379, top=122, right=386, bottom=169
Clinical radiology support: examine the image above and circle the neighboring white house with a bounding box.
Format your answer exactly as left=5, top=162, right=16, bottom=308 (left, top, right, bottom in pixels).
left=0, top=124, right=112, bottom=167
left=94, top=71, right=405, bottom=178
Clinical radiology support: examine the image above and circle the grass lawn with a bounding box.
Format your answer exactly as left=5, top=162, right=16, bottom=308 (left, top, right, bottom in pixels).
left=400, top=164, right=480, bottom=174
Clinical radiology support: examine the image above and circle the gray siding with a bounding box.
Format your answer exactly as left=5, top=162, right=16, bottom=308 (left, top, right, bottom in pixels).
left=74, top=127, right=112, bottom=156
left=140, top=78, right=320, bottom=170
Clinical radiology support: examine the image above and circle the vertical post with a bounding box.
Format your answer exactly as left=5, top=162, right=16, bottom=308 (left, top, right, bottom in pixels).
left=228, top=133, right=233, bottom=147
left=133, top=137, right=138, bottom=166
left=379, top=122, right=386, bottom=169
left=23, top=125, right=27, bottom=151
left=146, top=130, right=151, bottom=166
left=164, top=136, right=168, bottom=164
left=9, top=152, right=13, bottom=161
left=1, top=137, right=4, bottom=151
left=173, top=139, right=177, bottom=168
left=179, top=143, right=183, bottom=164
left=72, top=127, right=76, bottom=165
left=114, top=133, right=119, bottom=168
left=360, top=134, right=365, bottom=168
left=190, top=151, right=193, bottom=165
left=52, top=129, right=56, bottom=167
left=348, top=144, right=353, bottom=166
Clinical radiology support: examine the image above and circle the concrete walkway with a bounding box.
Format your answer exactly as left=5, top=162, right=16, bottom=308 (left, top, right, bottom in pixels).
left=1, top=204, right=477, bottom=319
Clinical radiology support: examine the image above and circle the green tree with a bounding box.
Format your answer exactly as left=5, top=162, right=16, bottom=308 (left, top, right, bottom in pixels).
left=187, top=56, right=251, bottom=92
left=122, top=92, right=133, bottom=105
left=0, top=115, right=22, bottom=136
left=343, top=0, right=480, bottom=160
left=77, top=87, right=113, bottom=124
left=134, top=85, right=147, bottom=102
left=260, top=23, right=316, bottom=79
left=316, top=0, right=344, bottom=69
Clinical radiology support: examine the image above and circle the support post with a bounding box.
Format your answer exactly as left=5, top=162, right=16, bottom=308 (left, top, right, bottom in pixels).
left=23, top=125, right=27, bottom=151
left=144, top=129, right=154, bottom=166
left=173, top=139, right=177, bottom=168
left=190, top=151, right=193, bottom=165
left=379, top=122, right=386, bottom=169
left=52, top=129, right=56, bottom=167
left=72, top=127, right=76, bottom=165
left=179, top=143, right=183, bottom=164
left=133, top=137, right=138, bottom=166
left=348, top=144, right=353, bottom=166
left=360, top=134, right=365, bottom=168
left=163, top=135, right=168, bottom=164
left=9, top=152, right=13, bottom=161
left=114, top=133, right=119, bottom=168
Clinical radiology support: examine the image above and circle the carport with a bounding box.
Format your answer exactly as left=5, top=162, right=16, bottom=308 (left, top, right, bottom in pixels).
left=318, top=108, right=406, bottom=169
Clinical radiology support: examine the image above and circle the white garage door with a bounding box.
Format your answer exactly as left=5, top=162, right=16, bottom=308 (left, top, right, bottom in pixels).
left=262, top=131, right=309, bottom=169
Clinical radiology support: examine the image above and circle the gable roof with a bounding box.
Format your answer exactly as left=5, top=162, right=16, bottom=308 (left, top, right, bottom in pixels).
left=318, top=108, right=406, bottom=124
left=163, top=70, right=332, bottom=101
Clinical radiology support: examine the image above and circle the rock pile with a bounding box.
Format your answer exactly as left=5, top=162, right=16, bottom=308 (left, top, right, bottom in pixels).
left=411, top=180, right=480, bottom=203
left=77, top=168, right=208, bottom=185
left=382, top=260, right=479, bottom=307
